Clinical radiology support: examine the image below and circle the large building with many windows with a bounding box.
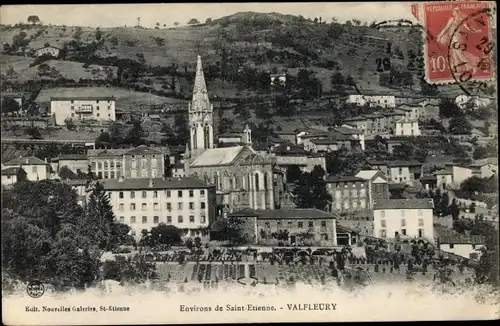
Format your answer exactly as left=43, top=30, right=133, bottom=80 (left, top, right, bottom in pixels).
left=373, top=199, right=434, bottom=241
left=88, top=145, right=168, bottom=179
left=50, top=96, right=116, bottom=125
left=102, top=177, right=216, bottom=240
left=326, top=176, right=369, bottom=213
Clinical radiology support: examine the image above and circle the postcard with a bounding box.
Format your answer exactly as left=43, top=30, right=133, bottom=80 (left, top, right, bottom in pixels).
left=1, top=2, right=498, bottom=325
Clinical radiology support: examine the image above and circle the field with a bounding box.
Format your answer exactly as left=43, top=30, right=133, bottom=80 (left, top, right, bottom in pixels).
left=35, top=86, right=188, bottom=109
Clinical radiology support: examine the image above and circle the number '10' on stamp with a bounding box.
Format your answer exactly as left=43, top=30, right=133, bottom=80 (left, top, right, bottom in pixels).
left=422, top=1, right=495, bottom=85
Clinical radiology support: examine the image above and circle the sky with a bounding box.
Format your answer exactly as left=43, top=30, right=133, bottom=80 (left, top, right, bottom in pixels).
left=1, top=3, right=415, bottom=28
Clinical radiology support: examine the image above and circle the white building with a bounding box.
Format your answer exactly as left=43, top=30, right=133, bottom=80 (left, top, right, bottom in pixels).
left=1, top=167, right=27, bottom=186
left=33, top=45, right=61, bottom=58
left=373, top=198, right=434, bottom=241
left=102, top=177, right=216, bottom=241
left=435, top=170, right=453, bottom=190
left=346, top=94, right=396, bottom=108
left=2, top=156, right=51, bottom=181
left=455, top=95, right=493, bottom=110
left=394, top=118, right=421, bottom=136
left=50, top=96, right=116, bottom=126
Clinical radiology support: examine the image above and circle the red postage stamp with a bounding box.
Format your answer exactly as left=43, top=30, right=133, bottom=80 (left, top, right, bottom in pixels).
left=422, top=1, right=495, bottom=84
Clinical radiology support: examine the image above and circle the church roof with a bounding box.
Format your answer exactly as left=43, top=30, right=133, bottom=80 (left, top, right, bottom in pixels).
left=190, top=146, right=247, bottom=167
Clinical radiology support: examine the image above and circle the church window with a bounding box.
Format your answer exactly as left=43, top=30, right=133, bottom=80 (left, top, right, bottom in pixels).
left=264, top=173, right=268, bottom=190
left=192, top=127, right=197, bottom=149
left=255, top=173, right=260, bottom=191
left=204, top=125, right=210, bottom=149
left=214, top=173, right=219, bottom=190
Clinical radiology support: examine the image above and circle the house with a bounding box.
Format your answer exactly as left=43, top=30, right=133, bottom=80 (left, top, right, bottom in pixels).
left=226, top=208, right=344, bottom=246
left=468, top=157, right=498, bottom=179
left=61, top=179, right=89, bottom=207
left=275, top=130, right=297, bottom=144
left=435, top=225, right=485, bottom=260
left=326, top=176, right=369, bottom=213
left=50, top=96, right=116, bottom=126
left=373, top=198, right=435, bottom=241
left=88, top=145, right=169, bottom=180
left=308, top=138, right=339, bottom=153
left=333, top=126, right=365, bottom=150
left=1, top=167, right=27, bottom=186
left=2, top=156, right=51, bottom=181
left=355, top=170, right=390, bottom=208
left=270, top=73, right=286, bottom=86
left=381, top=110, right=406, bottom=133
left=102, top=177, right=216, bottom=241
left=272, top=144, right=326, bottom=180
left=171, top=163, right=185, bottom=178
left=397, top=104, right=420, bottom=120
left=343, top=116, right=368, bottom=133
left=394, top=118, right=421, bottom=136
left=33, top=45, right=61, bottom=58
left=455, top=95, right=493, bottom=110
left=51, top=154, right=89, bottom=175
left=372, top=160, right=424, bottom=185
left=435, top=169, right=453, bottom=190
left=419, top=175, right=437, bottom=191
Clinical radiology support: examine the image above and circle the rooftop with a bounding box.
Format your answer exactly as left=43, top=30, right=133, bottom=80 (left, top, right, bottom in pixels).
left=50, top=96, right=116, bottom=101
left=218, top=132, right=242, bottom=138
left=125, top=145, right=164, bottom=155
left=52, top=154, right=88, bottom=161
left=100, top=177, right=212, bottom=190
left=373, top=199, right=434, bottom=210
left=435, top=169, right=452, bottom=175
left=228, top=208, right=337, bottom=220
left=310, top=138, right=338, bottom=145
left=190, top=146, right=247, bottom=167
left=355, top=170, right=379, bottom=180
left=469, top=157, right=498, bottom=168
left=1, top=167, right=25, bottom=176
left=3, top=156, right=48, bottom=166
left=326, top=175, right=366, bottom=183
left=434, top=225, right=486, bottom=245
left=61, top=179, right=89, bottom=186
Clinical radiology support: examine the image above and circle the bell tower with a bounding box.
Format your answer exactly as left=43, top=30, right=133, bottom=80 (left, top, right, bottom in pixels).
left=189, top=55, right=214, bottom=159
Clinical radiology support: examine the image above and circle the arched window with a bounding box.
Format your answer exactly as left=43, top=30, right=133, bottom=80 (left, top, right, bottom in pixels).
left=255, top=173, right=260, bottom=191
left=214, top=172, right=219, bottom=190
left=264, top=173, right=269, bottom=190
left=192, top=126, right=197, bottom=149
left=204, top=125, right=210, bottom=149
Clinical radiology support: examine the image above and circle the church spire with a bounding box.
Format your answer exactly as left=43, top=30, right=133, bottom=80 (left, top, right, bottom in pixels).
left=191, top=55, right=210, bottom=112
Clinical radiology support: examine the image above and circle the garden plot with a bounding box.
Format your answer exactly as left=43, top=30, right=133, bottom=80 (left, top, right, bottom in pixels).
left=156, top=262, right=194, bottom=283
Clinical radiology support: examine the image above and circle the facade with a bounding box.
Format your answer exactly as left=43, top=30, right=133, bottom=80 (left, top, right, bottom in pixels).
left=370, top=160, right=423, bottom=185
left=326, top=176, right=369, bottom=213
left=102, top=177, right=216, bottom=240
left=394, top=118, right=421, bottom=136
left=50, top=96, right=116, bottom=126
left=33, top=46, right=61, bottom=58
left=62, top=179, right=89, bottom=207
left=345, top=94, right=396, bottom=108
left=227, top=208, right=340, bottom=246
left=1, top=167, right=27, bottom=186
left=448, top=164, right=473, bottom=188
left=88, top=145, right=168, bottom=180
left=2, top=156, right=51, bottom=181
left=355, top=170, right=390, bottom=208
left=438, top=236, right=485, bottom=260
left=435, top=170, right=453, bottom=190
left=52, top=154, right=89, bottom=174
left=468, top=157, right=498, bottom=178
left=373, top=199, right=434, bottom=241
left=397, top=105, right=420, bottom=120
left=308, top=138, right=339, bottom=153
left=184, top=56, right=276, bottom=216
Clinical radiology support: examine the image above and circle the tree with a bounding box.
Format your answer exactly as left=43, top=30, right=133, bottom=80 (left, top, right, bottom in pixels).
left=449, top=198, right=460, bottom=220
left=286, top=165, right=303, bottom=183
left=125, top=120, right=147, bottom=146
left=64, top=117, right=76, bottom=131
left=188, top=18, right=200, bottom=25
left=149, top=224, right=183, bottom=246
left=59, top=166, right=77, bottom=180
left=27, top=15, right=40, bottom=25
left=448, top=116, right=472, bottom=135
left=173, top=115, right=189, bottom=146
left=205, top=18, right=212, bottom=24
left=218, top=217, right=248, bottom=245
left=1, top=97, right=21, bottom=116
left=25, top=126, right=43, bottom=139
left=292, top=165, right=332, bottom=210
left=174, top=22, right=180, bottom=26
left=439, top=98, right=462, bottom=118
left=95, top=28, right=102, bottom=41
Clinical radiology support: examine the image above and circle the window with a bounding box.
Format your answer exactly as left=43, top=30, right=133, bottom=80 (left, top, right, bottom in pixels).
left=418, top=209, right=423, bottom=216
left=265, top=222, right=270, bottom=228
left=119, top=191, right=124, bottom=199
left=119, top=216, right=124, bottom=223
left=166, top=190, right=171, bottom=198
left=381, top=230, right=387, bottom=238
left=142, top=191, right=147, bottom=198
left=153, top=191, right=158, bottom=198
left=131, top=160, right=137, bottom=168
left=200, top=202, right=206, bottom=209
left=178, top=216, right=183, bottom=223
left=321, top=221, right=327, bottom=227
left=298, top=222, right=303, bottom=228
left=189, top=202, right=194, bottom=210
left=119, top=204, right=124, bottom=211
left=153, top=203, right=159, bottom=210
left=189, top=215, right=195, bottom=223
left=178, top=190, right=183, bottom=197
left=130, top=216, right=136, bottom=223
left=308, top=221, right=313, bottom=228
left=399, top=167, right=403, bottom=174
left=449, top=244, right=454, bottom=249
left=142, top=216, right=147, bottom=224
left=97, top=113, right=100, bottom=117
left=166, top=216, right=172, bottom=223
left=201, top=215, right=206, bottom=223
left=381, top=220, right=387, bottom=228
left=32, top=166, right=37, bottom=173
left=130, top=191, right=135, bottom=199
left=130, top=203, right=136, bottom=211
left=142, top=203, right=147, bottom=211
left=167, top=203, right=172, bottom=210
left=380, top=210, right=386, bottom=218
left=200, top=190, right=205, bottom=196
left=151, top=158, right=157, bottom=168
left=418, top=218, right=424, bottom=226
left=288, top=221, right=292, bottom=227
left=153, top=216, right=159, bottom=224
left=189, top=190, right=194, bottom=197
left=401, top=219, right=406, bottom=227
left=141, top=169, right=148, bottom=178
left=178, top=203, right=183, bottom=210
left=401, top=229, right=407, bottom=236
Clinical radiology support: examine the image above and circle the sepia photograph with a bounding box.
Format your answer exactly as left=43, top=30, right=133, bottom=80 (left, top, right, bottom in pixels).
left=1, top=2, right=498, bottom=325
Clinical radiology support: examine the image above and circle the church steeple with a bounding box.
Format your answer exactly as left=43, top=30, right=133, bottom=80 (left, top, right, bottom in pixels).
left=189, top=55, right=214, bottom=154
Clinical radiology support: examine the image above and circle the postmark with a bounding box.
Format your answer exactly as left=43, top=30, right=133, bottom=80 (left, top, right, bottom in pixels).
left=422, top=1, right=495, bottom=85
left=26, top=280, right=45, bottom=299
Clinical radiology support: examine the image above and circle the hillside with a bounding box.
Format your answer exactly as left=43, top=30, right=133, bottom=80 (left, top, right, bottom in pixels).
left=0, top=12, right=473, bottom=109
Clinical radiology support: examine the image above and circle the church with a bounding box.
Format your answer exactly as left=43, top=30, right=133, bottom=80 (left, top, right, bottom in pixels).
left=183, top=56, right=277, bottom=216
